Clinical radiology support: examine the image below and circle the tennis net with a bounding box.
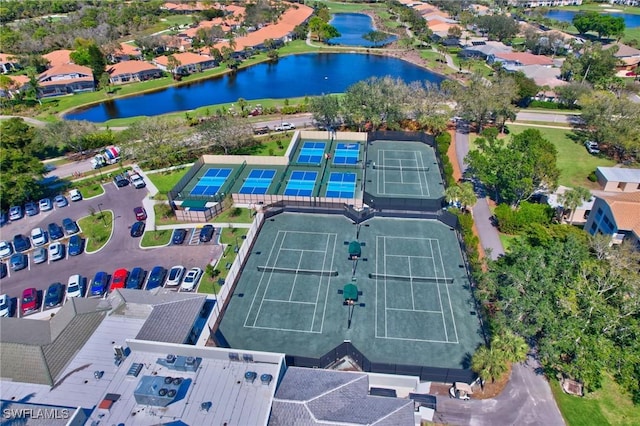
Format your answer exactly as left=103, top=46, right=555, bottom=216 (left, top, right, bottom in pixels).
left=373, top=164, right=429, bottom=172
left=258, top=266, right=338, bottom=277
left=368, top=273, right=453, bottom=284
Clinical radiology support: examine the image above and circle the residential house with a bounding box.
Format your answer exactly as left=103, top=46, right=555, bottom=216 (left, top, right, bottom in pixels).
left=584, top=192, right=640, bottom=247
left=596, top=167, right=640, bottom=192
left=154, top=52, right=217, bottom=75
left=0, top=53, right=20, bottom=74
left=490, top=52, right=554, bottom=67
left=603, top=42, right=640, bottom=72
left=514, top=0, right=583, bottom=6
left=108, top=61, right=162, bottom=85
left=38, top=63, right=94, bottom=97
left=0, top=75, right=29, bottom=98
left=544, top=185, right=595, bottom=225
left=42, top=49, right=73, bottom=68
left=110, top=42, right=143, bottom=62
left=459, top=41, right=512, bottom=60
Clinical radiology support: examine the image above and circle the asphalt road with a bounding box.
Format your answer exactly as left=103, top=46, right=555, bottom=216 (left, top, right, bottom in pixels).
left=0, top=182, right=222, bottom=317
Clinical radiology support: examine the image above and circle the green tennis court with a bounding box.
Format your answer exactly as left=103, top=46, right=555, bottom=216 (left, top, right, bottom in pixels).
left=218, top=213, right=483, bottom=369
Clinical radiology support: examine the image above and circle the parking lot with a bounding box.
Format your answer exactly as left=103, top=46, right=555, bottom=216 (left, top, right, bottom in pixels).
left=0, top=182, right=222, bottom=317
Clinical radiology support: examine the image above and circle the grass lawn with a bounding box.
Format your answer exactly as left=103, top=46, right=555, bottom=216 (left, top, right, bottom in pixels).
left=141, top=229, right=172, bottom=248
left=77, top=182, right=105, bottom=199
left=211, top=207, right=254, bottom=224
left=233, top=133, right=294, bottom=156
left=77, top=211, right=113, bottom=252
left=509, top=124, right=616, bottom=188
left=147, top=167, right=190, bottom=194
left=550, top=374, right=640, bottom=426
left=499, top=233, right=519, bottom=252
left=198, top=227, right=249, bottom=294
left=153, top=203, right=182, bottom=226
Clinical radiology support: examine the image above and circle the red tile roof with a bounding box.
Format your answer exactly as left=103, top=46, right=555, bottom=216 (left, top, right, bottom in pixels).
left=600, top=192, right=640, bottom=235
left=0, top=53, right=19, bottom=63
left=494, top=52, right=554, bottom=66
left=108, top=61, right=159, bottom=76
left=43, top=49, right=74, bottom=67
left=118, top=43, right=141, bottom=57
left=38, top=63, right=93, bottom=86
left=155, top=52, right=213, bottom=67
left=213, top=2, right=313, bottom=52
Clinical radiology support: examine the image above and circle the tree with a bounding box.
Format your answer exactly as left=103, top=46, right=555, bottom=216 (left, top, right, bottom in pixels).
left=69, top=39, right=106, bottom=82
left=362, top=31, right=390, bottom=46
left=309, top=94, right=341, bottom=132
left=559, top=187, right=592, bottom=225
left=447, top=25, right=462, bottom=39
left=121, top=116, right=187, bottom=167
left=466, top=129, right=560, bottom=205
left=573, top=12, right=625, bottom=39
left=492, top=331, right=529, bottom=364
left=36, top=120, right=99, bottom=155
left=99, top=72, right=111, bottom=93
left=555, top=81, right=593, bottom=109
left=471, top=345, right=509, bottom=383
left=475, top=15, right=519, bottom=42
left=196, top=114, right=254, bottom=155
left=166, top=55, right=181, bottom=78
left=561, top=42, right=618, bottom=84
left=445, top=182, right=476, bottom=211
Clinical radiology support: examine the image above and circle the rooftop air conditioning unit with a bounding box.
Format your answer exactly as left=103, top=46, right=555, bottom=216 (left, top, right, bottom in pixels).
left=166, top=354, right=176, bottom=364
left=244, top=371, right=257, bottom=383
left=260, top=374, right=273, bottom=385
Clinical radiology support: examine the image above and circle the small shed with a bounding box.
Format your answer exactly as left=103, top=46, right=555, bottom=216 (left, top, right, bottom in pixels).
left=596, top=167, right=640, bottom=193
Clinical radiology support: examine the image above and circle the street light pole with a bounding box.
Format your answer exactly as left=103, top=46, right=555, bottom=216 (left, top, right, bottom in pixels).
left=97, top=203, right=107, bottom=227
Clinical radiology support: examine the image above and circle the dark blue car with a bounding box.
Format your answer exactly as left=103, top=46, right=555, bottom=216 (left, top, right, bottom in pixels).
left=45, top=283, right=64, bottom=308
left=90, top=271, right=110, bottom=296
left=126, top=267, right=146, bottom=289
left=68, top=235, right=83, bottom=256
left=62, top=218, right=79, bottom=235
left=146, top=266, right=167, bottom=290
left=48, top=222, right=64, bottom=241
left=13, top=234, right=31, bottom=252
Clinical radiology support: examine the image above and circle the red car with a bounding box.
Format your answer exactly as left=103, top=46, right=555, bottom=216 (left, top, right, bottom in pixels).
left=111, top=268, right=129, bottom=292
left=21, top=288, right=38, bottom=316
left=134, top=206, right=147, bottom=221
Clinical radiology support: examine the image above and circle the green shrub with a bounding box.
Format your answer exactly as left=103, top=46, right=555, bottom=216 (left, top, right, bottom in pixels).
left=529, top=100, right=559, bottom=109
left=588, top=171, right=598, bottom=182
left=495, top=201, right=554, bottom=234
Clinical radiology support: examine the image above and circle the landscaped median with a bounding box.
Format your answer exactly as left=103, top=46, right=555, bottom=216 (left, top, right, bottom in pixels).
left=198, top=227, right=249, bottom=295
left=77, top=210, right=114, bottom=252
left=140, top=229, right=172, bottom=248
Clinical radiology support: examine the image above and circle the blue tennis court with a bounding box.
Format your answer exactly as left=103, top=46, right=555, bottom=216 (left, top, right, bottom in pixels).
left=190, top=168, right=232, bottom=196
left=333, top=143, right=359, bottom=165
left=297, top=142, right=326, bottom=164
left=239, top=169, right=276, bottom=195
left=284, top=171, right=317, bottom=196
left=326, top=172, right=357, bottom=198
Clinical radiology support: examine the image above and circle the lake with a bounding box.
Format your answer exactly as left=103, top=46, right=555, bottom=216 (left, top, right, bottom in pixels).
left=65, top=53, right=443, bottom=122
left=544, top=10, right=640, bottom=28
left=328, top=13, right=397, bottom=47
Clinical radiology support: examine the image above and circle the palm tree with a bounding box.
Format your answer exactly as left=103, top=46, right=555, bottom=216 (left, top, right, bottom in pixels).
left=560, top=187, right=592, bottom=225
left=492, top=331, right=529, bottom=364
left=471, top=345, right=509, bottom=383
left=445, top=182, right=476, bottom=212
left=166, top=55, right=182, bottom=79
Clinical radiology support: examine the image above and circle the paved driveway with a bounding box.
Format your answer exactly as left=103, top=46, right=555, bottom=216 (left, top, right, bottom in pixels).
left=0, top=182, right=221, bottom=315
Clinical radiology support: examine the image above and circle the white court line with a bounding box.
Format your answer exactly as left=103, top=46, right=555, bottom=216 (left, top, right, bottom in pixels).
left=280, top=248, right=327, bottom=253
left=288, top=250, right=304, bottom=301
left=378, top=335, right=458, bottom=344
left=318, top=234, right=338, bottom=334
left=249, top=325, right=322, bottom=334
left=263, top=299, right=316, bottom=305
left=244, top=230, right=286, bottom=327
left=311, top=234, right=331, bottom=332
left=251, top=231, right=289, bottom=327
left=416, top=150, right=431, bottom=197
left=412, top=151, right=425, bottom=196
left=375, top=235, right=379, bottom=338
left=436, top=238, right=459, bottom=344
left=430, top=238, right=449, bottom=342
left=386, top=254, right=434, bottom=260
left=387, top=307, right=442, bottom=314
left=384, top=236, right=388, bottom=338
left=408, top=256, right=415, bottom=310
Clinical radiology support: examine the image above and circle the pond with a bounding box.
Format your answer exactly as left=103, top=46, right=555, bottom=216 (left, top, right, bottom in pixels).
left=544, top=9, right=640, bottom=28
left=65, top=53, right=443, bottom=122
left=328, top=13, right=397, bottom=47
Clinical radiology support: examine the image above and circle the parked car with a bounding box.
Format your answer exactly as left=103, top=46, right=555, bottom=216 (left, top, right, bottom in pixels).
left=0, top=240, right=13, bottom=258
left=49, top=242, right=64, bottom=261
left=134, top=206, right=147, bottom=221
left=90, top=271, right=110, bottom=296
left=39, top=198, right=53, bottom=212
left=166, top=265, right=186, bottom=287
left=62, top=218, right=79, bottom=235
left=0, top=262, right=6, bottom=279
left=113, top=174, right=129, bottom=187
left=253, top=126, right=270, bottom=135
left=172, top=229, right=187, bottom=245
left=24, top=202, right=38, bottom=216
left=199, top=225, right=215, bottom=242
left=146, top=266, right=167, bottom=290
left=10, top=253, right=27, bottom=271
left=9, top=205, right=22, bottom=221
left=585, top=141, right=600, bottom=155
left=130, top=221, right=145, bottom=237
left=54, top=195, right=68, bottom=208
left=48, top=222, right=64, bottom=241
left=31, top=227, right=48, bottom=247
left=68, top=235, right=84, bottom=256
left=274, top=122, right=295, bottom=131
left=33, top=247, right=47, bottom=264
left=44, top=283, right=64, bottom=308
left=130, top=173, right=146, bottom=189
left=111, top=268, right=129, bottom=292
left=67, top=274, right=84, bottom=299
left=21, top=288, right=38, bottom=315
left=69, top=189, right=82, bottom=201
left=126, top=267, right=146, bottom=289
left=0, top=293, right=10, bottom=317
left=13, top=234, right=31, bottom=252
left=0, top=211, right=7, bottom=226
left=180, top=267, right=203, bottom=292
